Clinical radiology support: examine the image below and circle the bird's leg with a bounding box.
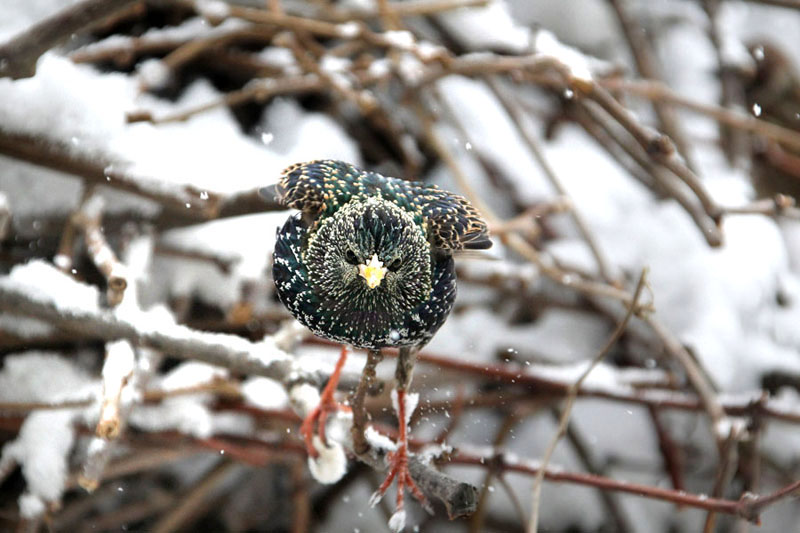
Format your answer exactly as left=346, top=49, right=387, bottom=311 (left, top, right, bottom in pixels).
left=300, top=344, right=350, bottom=458
left=373, top=346, right=428, bottom=520
left=350, top=348, right=384, bottom=455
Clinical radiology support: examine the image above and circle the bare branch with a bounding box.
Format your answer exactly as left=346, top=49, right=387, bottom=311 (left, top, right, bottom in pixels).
left=0, top=0, right=139, bottom=79
left=528, top=269, right=648, bottom=532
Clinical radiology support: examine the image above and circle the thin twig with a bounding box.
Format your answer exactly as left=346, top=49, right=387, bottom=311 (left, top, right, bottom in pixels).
left=600, top=78, right=800, bottom=154
left=527, top=269, right=648, bottom=532
left=607, top=0, right=697, bottom=170
left=576, top=81, right=723, bottom=241
left=0, top=0, right=138, bottom=79
left=489, top=77, right=618, bottom=284
left=151, top=460, right=237, bottom=533
left=73, top=195, right=129, bottom=307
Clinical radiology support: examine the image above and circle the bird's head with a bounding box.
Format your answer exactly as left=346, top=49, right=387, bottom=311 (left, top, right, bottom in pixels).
left=303, top=197, right=433, bottom=314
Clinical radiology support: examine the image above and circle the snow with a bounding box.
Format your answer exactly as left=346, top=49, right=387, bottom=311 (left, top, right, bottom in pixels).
left=102, top=340, right=135, bottom=384
left=388, top=509, right=406, bottom=533
left=128, top=362, right=231, bottom=439
left=137, top=59, right=172, bottom=91
left=0, top=55, right=356, bottom=199
left=391, top=390, right=419, bottom=425
left=307, top=435, right=348, bottom=484
left=195, top=0, right=231, bottom=20
left=289, top=383, right=320, bottom=417
left=0, top=260, right=99, bottom=314
left=533, top=29, right=594, bottom=81
left=0, top=352, right=97, bottom=404
left=436, top=0, right=531, bottom=53
left=0, top=0, right=83, bottom=41
left=383, top=30, right=415, bottom=51
left=241, top=377, right=289, bottom=410
left=364, top=425, right=397, bottom=453
left=336, top=21, right=361, bottom=39
left=2, top=411, right=77, bottom=516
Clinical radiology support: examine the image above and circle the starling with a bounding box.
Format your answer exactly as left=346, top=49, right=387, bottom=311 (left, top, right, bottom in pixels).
left=264, top=159, right=490, bottom=519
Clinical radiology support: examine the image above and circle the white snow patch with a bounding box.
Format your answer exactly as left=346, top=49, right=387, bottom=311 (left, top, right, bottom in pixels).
left=128, top=361, right=228, bottom=438
left=1, top=260, right=99, bottom=314
left=388, top=509, right=406, bottom=532
left=290, top=383, right=321, bottom=417
left=241, top=377, right=289, bottom=410
left=364, top=425, right=397, bottom=453
left=137, top=59, right=172, bottom=90
left=195, top=0, right=230, bottom=19
left=1, top=411, right=77, bottom=512
left=391, top=390, right=419, bottom=425
left=534, top=29, right=593, bottom=81
left=0, top=352, right=97, bottom=403
left=102, top=340, right=135, bottom=386
left=18, top=492, right=46, bottom=519
left=307, top=435, right=347, bottom=484
left=436, top=0, right=531, bottom=53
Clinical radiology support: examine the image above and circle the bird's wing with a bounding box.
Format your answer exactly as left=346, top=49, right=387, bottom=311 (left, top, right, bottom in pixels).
left=270, top=160, right=362, bottom=216
left=271, top=160, right=491, bottom=250
left=412, top=186, right=492, bottom=251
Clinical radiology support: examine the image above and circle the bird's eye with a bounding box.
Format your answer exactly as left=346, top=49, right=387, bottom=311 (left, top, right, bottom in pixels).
left=345, top=249, right=360, bottom=265
left=387, top=257, right=402, bottom=271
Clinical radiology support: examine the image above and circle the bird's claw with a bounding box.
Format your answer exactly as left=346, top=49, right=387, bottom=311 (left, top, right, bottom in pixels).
left=370, top=444, right=429, bottom=509
left=369, top=388, right=430, bottom=532
left=300, top=345, right=351, bottom=458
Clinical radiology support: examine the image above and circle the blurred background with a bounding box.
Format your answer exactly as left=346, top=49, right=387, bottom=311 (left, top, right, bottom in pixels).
left=1, top=0, right=800, bottom=531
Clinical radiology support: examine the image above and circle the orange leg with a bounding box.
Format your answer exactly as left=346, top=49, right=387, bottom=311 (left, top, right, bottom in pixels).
left=300, top=345, right=350, bottom=457
left=374, top=388, right=427, bottom=512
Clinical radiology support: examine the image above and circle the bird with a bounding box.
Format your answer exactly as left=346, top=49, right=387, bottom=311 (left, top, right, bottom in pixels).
left=734, top=42, right=800, bottom=200
left=263, top=159, right=490, bottom=523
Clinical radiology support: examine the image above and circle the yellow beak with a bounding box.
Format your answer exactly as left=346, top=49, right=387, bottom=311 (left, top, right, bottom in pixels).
left=358, top=254, right=387, bottom=289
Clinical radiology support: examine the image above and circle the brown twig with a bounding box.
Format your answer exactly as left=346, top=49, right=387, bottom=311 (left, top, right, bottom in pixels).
left=703, top=426, right=743, bottom=533
left=647, top=405, right=685, bottom=492
left=313, top=0, right=489, bottom=21
left=0, top=130, right=286, bottom=227
left=489, top=78, right=619, bottom=284
left=151, top=459, right=238, bottom=533
left=0, top=278, right=326, bottom=386
left=576, top=81, right=723, bottom=243
left=701, top=0, right=750, bottom=168
left=599, top=78, right=800, bottom=154
left=607, top=0, right=697, bottom=171
left=131, top=74, right=324, bottom=124
left=576, top=100, right=724, bottom=243
left=0, top=193, right=11, bottom=242
left=72, top=195, right=129, bottom=306
left=0, top=0, right=138, bottom=79
left=95, top=340, right=135, bottom=440
left=452, top=448, right=800, bottom=523
left=528, top=269, right=648, bottom=532
left=290, top=458, right=310, bottom=533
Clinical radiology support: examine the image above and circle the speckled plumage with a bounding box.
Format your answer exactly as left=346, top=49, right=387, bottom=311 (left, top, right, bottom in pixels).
left=270, top=160, right=490, bottom=350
